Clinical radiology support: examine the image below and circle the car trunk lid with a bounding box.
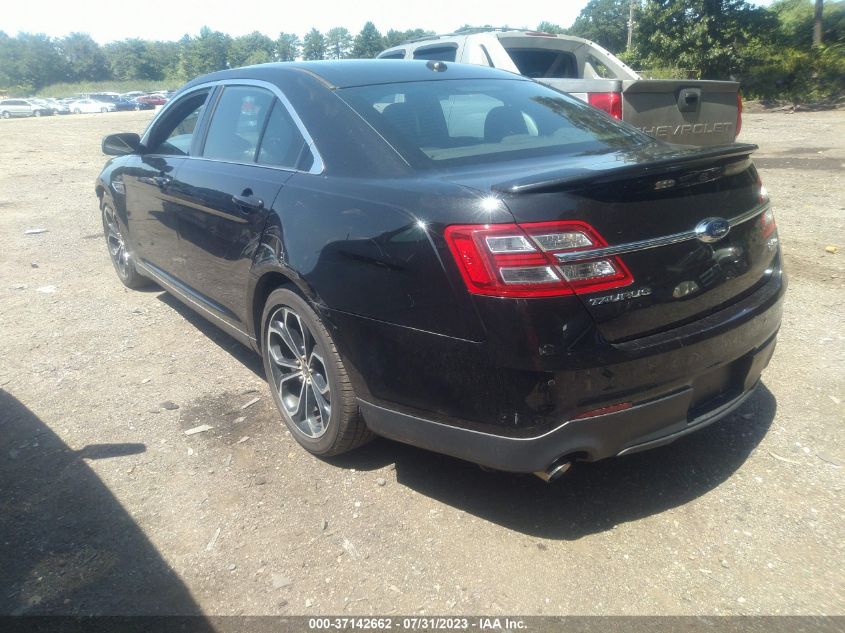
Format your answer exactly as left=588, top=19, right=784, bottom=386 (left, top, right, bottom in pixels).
left=445, top=143, right=779, bottom=343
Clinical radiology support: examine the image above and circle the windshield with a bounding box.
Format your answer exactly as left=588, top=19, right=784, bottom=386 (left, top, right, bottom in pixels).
left=338, top=79, right=649, bottom=168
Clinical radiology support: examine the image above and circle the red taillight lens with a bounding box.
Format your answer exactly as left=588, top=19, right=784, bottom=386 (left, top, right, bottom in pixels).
left=587, top=92, right=622, bottom=120
left=760, top=207, right=777, bottom=238
left=736, top=92, right=743, bottom=138
left=443, top=220, right=633, bottom=298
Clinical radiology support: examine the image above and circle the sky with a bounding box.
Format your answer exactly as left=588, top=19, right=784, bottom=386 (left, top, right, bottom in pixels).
left=1, top=0, right=776, bottom=44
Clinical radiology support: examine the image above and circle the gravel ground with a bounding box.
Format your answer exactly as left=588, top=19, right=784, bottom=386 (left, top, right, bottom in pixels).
left=0, top=110, right=843, bottom=617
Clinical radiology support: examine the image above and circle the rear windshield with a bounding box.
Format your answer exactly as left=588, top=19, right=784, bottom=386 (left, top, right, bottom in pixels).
left=338, top=79, right=647, bottom=168
left=505, top=48, right=578, bottom=79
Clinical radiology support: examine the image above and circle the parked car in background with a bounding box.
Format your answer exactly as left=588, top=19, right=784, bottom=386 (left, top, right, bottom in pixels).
left=90, top=93, right=152, bottom=111
left=128, top=98, right=155, bottom=111
left=0, top=98, right=52, bottom=118
left=379, top=30, right=742, bottom=147
left=68, top=98, right=116, bottom=114
left=39, top=98, right=71, bottom=114
left=134, top=93, right=168, bottom=107
left=96, top=61, right=783, bottom=481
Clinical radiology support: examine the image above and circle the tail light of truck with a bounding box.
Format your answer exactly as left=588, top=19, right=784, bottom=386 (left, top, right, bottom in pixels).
left=736, top=92, right=743, bottom=137
left=443, top=221, right=633, bottom=298
left=587, top=92, right=622, bottom=120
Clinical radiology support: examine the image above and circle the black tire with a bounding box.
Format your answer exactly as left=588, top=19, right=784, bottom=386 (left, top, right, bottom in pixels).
left=1, top=111, right=10, bottom=119
left=34, top=110, right=42, bottom=117
left=73, top=108, right=81, bottom=114
left=101, top=201, right=151, bottom=289
left=100, top=107, right=108, bottom=113
left=261, top=288, right=372, bottom=456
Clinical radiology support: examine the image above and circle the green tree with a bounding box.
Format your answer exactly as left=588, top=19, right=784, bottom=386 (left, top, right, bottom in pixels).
left=351, top=21, right=385, bottom=58
left=59, top=33, right=109, bottom=82
left=0, top=33, right=66, bottom=92
left=276, top=32, right=300, bottom=61
left=179, top=27, right=231, bottom=77
left=104, top=39, right=157, bottom=80
left=569, top=0, right=630, bottom=52
left=325, top=27, right=353, bottom=59
left=229, top=31, right=276, bottom=67
left=536, top=21, right=568, bottom=34
left=633, top=0, right=773, bottom=79
left=0, top=32, right=25, bottom=90
left=769, top=0, right=845, bottom=48
left=383, top=28, right=435, bottom=48
left=146, top=40, right=181, bottom=80
left=301, top=29, right=326, bottom=60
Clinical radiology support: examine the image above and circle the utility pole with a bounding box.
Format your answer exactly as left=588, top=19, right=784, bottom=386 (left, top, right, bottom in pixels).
left=627, top=0, right=636, bottom=51
left=813, top=0, right=824, bottom=47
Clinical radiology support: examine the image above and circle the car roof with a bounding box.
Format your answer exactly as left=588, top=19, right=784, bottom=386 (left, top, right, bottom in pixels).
left=183, top=60, right=525, bottom=91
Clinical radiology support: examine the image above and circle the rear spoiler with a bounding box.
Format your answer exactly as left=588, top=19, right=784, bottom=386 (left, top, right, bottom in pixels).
left=492, top=143, right=758, bottom=194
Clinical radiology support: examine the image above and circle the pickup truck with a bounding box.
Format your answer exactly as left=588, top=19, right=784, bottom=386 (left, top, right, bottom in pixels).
left=377, top=30, right=742, bottom=146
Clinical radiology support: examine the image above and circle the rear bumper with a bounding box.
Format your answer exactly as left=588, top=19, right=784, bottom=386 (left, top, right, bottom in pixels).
left=360, top=332, right=776, bottom=473
left=347, top=265, right=784, bottom=473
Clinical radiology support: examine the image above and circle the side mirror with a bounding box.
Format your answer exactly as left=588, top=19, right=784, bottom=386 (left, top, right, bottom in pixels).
left=102, top=132, right=143, bottom=156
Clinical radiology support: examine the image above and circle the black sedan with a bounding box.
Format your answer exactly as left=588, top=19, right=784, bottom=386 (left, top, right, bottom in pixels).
left=96, top=61, right=785, bottom=481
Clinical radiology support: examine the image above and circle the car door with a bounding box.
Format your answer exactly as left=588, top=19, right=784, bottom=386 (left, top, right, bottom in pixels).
left=121, top=88, right=212, bottom=280
left=166, top=83, right=313, bottom=334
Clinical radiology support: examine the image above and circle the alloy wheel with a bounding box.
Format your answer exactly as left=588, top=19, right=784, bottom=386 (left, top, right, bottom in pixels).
left=266, top=306, right=331, bottom=439
left=103, top=206, right=130, bottom=278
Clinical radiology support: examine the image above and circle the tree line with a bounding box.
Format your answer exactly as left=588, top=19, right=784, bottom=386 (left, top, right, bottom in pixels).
left=1, top=1, right=843, bottom=101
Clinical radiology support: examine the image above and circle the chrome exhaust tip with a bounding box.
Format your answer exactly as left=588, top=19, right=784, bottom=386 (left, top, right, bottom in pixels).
left=533, top=458, right=572, bottom=483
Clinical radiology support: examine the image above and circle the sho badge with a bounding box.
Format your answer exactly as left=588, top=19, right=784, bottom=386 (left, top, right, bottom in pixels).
left=588, top=287, right=652, bottom=306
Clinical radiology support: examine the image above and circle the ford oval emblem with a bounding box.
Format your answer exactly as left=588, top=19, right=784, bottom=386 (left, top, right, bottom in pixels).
left=695, top=217, right=731, bottom=243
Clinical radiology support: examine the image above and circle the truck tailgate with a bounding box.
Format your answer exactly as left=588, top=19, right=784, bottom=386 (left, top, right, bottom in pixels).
left=621, top=79, right=740, bottom=146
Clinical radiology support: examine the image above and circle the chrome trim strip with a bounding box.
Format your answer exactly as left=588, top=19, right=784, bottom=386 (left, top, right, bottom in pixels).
left=554, top=201, right=769, bottom=264
left=136, top=261, right=256, bottom=342
left=140, top=79, right=325, bottom=175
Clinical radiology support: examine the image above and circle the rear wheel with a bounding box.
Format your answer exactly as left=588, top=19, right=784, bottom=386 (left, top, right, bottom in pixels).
left=102, top=202, right=150, bottom=289
left=73, top=108, right=81, bottom=114
left=100, top=107, right=108, bottom=113
left=34, top=110, right=42, bottom=117
left=261, top=288, right=372, bottom=456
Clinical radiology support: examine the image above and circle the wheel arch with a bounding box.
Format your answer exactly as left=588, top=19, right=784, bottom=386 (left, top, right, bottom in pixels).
left=249, top=268, right=317, bottom=352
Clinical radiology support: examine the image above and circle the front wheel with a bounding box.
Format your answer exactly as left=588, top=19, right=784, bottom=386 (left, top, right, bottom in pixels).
left=102, top=202, right=150, bottom=289
left=1, top=111, right=10, bottom=119
left=100, top=107, right=108, bottom=113
left=34, top=110, right=42, bottom=117
left=261, top=288, right=372, bottom=456
left=73, top=108, right=81, bottom=114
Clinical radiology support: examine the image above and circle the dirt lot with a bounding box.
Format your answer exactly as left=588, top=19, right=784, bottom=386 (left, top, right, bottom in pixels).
left=0, top=109, right=843, bottom=617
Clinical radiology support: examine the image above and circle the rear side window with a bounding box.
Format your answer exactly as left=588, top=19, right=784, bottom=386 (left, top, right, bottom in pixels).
left=505, top=48, right=577, bottom=79
left=412, top=45, right=457, bottom=62
left=339, top=78, right=648, bottom=168
left=203, top=86, right=274, bottom=162
left=257, top=100, right=311, bottom=170
left=378, top=50, right=406, bottom=59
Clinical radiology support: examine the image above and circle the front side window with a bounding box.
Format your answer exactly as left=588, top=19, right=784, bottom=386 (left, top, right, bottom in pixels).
left=147, top=90, right=210, bottom=156
left=339, top=79, right=649, bottom=167
left=202, top=85, right=275, bottom=162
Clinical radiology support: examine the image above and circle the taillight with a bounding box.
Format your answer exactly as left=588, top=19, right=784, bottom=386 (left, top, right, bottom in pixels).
left=760, top=207, right=777, bottom=238
left=736, top=92, right=743, bottom=138
left=443, top=221, right=633, bottom=298
left=587, top=92, right=622, bottom=120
